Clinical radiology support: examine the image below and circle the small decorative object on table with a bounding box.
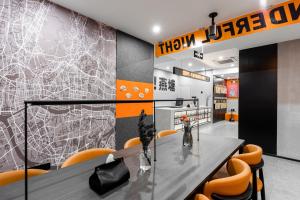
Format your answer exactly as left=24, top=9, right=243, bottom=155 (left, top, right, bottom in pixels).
left=138, top=110, right=155, bottom=171
left=180, top=115, right=193, bottom=147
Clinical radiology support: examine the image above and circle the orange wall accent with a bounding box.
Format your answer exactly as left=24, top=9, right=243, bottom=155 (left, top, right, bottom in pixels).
left=116, top=80, right=154, bottom=118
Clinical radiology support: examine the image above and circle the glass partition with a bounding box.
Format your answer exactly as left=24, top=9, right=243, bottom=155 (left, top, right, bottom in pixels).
left=0, top=99, right=209, bottom=200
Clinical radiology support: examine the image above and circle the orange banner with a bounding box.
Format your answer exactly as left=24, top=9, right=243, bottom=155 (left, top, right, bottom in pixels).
left=116, top=80, right=153, bottom=118
left=155, top=0, right=300, bottom=57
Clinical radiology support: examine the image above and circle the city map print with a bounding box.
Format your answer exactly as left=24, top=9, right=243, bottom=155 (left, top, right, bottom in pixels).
left=0, top=0, right=116, bottom=172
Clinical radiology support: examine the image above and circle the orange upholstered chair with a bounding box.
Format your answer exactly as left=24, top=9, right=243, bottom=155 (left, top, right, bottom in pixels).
left=233, top=144, right=265, bottom=200
left=61, top=148, right=115, bottom=168
left=157, top=130, right=177, bottom=138
left=195, top=158, right=252, bottom=200
left=225, top=113, right=239, bottom=121
left=195, top=194, right=210, bottom=200
left=0, top=169, right=48, bottom=186
left=124, top=137, right=141, bottom=149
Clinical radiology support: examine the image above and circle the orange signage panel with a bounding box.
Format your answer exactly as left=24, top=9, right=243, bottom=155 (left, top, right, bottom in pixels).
left=116, top=80, right=154, bottom=118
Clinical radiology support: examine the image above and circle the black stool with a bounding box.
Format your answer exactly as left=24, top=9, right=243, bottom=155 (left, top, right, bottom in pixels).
left=211, top=184, right=252, bottom=200
left=249, top=159, right=265, bottom=200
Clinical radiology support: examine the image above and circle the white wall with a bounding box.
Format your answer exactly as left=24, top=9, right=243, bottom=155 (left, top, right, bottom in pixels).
left=227, top=99, right=239, bottom=113
left=154, top=69, right=213, bottom=107
left=277, top=39, right=300, bottom=160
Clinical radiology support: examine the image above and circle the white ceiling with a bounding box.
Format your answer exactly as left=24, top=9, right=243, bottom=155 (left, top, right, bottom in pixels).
left=154, top=48, right=239, bottom=72
left=50, top=0, right=286, bottom=44
left=51, top=0, right=300, bottom=75
left=155, top=23, right=300, bottom=72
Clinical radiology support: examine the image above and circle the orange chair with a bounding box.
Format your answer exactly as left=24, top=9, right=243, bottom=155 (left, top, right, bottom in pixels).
left=233, top=144, right=265, bottom=200
left=225, top=112, right=239, bottom=121
left=195, top=158, right=252, bottom=200
left=0, top=169, right=48, bottom=186
left=124, top=137, right=141, bottom=149
left=157, top=130, right=177, bottom=138
left=61, top=148, right=115, bottom=168
left=195, top=194, right=210, bottom=200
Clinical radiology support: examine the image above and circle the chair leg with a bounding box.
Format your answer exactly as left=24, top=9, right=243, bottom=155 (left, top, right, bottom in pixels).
left=259, top=169, right=266, bottom=200
left=252, top=170, right=258, bottom=200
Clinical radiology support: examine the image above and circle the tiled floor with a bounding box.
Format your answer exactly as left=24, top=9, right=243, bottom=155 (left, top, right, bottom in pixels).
left=197, top=121, right=300, bottom=200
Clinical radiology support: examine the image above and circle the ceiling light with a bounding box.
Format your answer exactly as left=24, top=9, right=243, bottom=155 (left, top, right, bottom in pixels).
left=166, top=66, right=170, bottom=70
left=188, top=62, right=193, bottom=67
left=218, top=56, right=224, bottom=60
left=152, top=25, right=161, bottom=34
left=260, top=0, right=267, bottom=8
left=195, top=40, right=203, bottom=47
left=231, top=64, right=235, bottom=67
left=220, top=74, right=224, bottom=77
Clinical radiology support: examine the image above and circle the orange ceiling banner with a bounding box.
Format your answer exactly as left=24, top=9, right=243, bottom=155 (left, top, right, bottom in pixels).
left=155, top=0, right=300, bottom=57
left=116, top=80, right=154, bottom=118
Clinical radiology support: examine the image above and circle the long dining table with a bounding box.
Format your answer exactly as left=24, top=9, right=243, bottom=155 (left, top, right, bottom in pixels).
left=0, top=132, right=244, bottom=200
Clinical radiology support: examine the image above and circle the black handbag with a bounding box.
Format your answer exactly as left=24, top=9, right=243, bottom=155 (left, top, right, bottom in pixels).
left=89, top=158, right=130, bottom=195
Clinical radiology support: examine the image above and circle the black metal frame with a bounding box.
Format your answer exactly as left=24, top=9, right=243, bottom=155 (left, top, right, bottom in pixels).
left=249, top=159, right=265, bottom=200
left=211, top=184, right=253, bottom=200
left=24, top=98, right=200, bottom=200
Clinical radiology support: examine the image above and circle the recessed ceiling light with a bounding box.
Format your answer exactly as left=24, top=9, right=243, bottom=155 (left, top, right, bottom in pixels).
left=220, top=74, right=224, bottom=77
left=152, top=25, right=161, bottom=34
left=188, top=62, right=193, bottom=67
left=260, top=0, right=267, bottom=8
left=219, top=56, right=224, bottom=60
left=166, top=66, right=170, bottom=70
left=231, top=64, right=235, bottom=67
left=195, top=41, right=203, bottom=47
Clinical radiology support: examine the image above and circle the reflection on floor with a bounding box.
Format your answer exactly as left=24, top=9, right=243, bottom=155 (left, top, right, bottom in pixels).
left=197, top=121, right=300, bottom=200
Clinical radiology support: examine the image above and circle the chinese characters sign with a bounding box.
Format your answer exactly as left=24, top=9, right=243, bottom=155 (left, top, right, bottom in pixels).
left=154, top=76, right=176, bottom=92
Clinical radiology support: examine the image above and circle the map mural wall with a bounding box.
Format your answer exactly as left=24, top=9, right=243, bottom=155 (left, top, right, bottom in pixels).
left=0, top=0, right=116, bottom=172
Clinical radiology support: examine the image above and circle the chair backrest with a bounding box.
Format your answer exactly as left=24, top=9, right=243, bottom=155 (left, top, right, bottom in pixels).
left=203, top=158, right=251, bottom=199
left=124, top=137, right=141, bottom=149
left=0, top=169, right=48, bottom=186
left=195, top=194, right=210, bottom=200
left=233, top=144, right=262, bottom=165
left=61, top=148, right=115, bottom=168
left=157, top=130, right=177, bottom=138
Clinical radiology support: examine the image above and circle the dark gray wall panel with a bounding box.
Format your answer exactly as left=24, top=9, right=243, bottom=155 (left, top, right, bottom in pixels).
left=116, top=31, right=154, bottom=83
left=116, top=31, right=154, bottom=149
left=239, top=44, right=277, bottom=154
left=115, top=116, right=153, bottom=150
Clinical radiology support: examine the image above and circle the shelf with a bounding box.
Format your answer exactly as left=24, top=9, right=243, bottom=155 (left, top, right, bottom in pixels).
left=175, top=121, right=211, bottom=130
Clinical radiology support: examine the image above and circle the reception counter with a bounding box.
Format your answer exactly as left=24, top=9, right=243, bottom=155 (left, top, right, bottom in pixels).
left=155, top=106, right=212, bottom=132
left=0, top=133, right=243, bottom=200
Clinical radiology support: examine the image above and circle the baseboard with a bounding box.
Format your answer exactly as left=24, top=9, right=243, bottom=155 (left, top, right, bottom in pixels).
left=263, top=153, right=300, bottom=163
